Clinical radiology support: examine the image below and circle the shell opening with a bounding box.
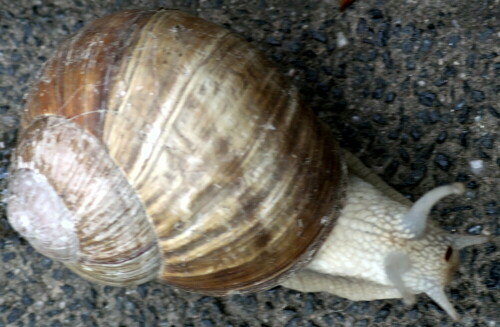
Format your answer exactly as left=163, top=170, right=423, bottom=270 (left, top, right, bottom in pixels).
left=402, top=183, right=465, bottom=238
left=7, top=168, right=79, bottom=262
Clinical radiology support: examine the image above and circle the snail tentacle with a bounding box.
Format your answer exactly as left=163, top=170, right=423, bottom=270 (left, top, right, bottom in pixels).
left=425, top=284, right=459, bottom=320
left=384, top=252, right=415, bottom=305
left=402, top=183, right=465, bottom=239
left=449, top=234, right=491, bottom=249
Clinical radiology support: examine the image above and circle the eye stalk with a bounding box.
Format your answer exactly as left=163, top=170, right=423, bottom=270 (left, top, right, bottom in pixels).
left=402, top=183, right=465, bottom=239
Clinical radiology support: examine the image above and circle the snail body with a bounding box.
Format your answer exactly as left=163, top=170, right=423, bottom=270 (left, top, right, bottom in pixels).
left=6, top=9, right=487, bottom=320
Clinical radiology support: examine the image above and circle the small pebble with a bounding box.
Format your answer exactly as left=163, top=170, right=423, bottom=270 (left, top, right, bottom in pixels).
left=418, top=39, right=433, bottom=53
left=469, top=159, right=484, bottom=175
left=434, top=153, right=451, bottom=171
left=384, top=92, right=396, bottom=103
left=7, top=308, right=24, bottom=323
left=479, top=134, right=494, bottom=149
left=447, top=35, right=461, bottom=47
left=368, top=8, right=384, bottom=20
left=61, top=284, right=75, bottom=298
left=435, top=131, right=447, bottom=143
left=467, top=225, right=482, bottom=234
left=418, top=91, right=439, bottom=107
left=336, top=32, right=348, bottom=48
left=471, top=90, right=485, bottom=102
left=2, top=252, right=16, bottom=262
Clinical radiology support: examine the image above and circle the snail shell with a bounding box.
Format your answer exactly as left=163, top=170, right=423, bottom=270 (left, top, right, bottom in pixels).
left=7, top=9, right=346, bottom=295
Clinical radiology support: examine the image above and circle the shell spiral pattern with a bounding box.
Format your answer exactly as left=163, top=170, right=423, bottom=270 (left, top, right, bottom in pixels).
left=8, top=10, right=346, bottom=294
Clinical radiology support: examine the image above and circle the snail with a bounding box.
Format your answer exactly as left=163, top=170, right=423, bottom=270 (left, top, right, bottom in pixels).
left=6, top=9, right=489, bottom=320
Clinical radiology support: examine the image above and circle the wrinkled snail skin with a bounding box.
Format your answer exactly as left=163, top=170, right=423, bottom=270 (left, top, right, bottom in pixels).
left=282, top=172, right=489, bottom=320
left=5, top=9, right=488, bottom=321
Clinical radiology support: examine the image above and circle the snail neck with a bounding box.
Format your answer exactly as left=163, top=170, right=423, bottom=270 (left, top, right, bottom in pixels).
left=282, top=166, right=488, bottom=321
left=339, top=150, right=466, bottom=238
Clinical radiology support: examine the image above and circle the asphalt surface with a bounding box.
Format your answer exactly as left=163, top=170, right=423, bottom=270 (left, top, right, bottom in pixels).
left=0, top=0, right=498, bottom=326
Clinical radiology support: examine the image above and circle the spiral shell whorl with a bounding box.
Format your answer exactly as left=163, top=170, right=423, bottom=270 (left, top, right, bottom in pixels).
left=8, top=116, right=161, bottom=285
left=9, top=10, right=346, bottom=294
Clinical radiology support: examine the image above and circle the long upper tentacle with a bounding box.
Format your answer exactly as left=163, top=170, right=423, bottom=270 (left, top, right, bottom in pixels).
left=402, top=183, right=465, bottom=238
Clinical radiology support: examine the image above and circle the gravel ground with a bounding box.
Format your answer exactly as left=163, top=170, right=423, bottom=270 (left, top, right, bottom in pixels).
left=0, top=0, right=498, bottom=326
